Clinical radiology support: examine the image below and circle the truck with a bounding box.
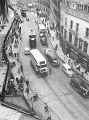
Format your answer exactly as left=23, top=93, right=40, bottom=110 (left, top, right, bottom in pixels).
left=30, top=49, right=49, bottom=76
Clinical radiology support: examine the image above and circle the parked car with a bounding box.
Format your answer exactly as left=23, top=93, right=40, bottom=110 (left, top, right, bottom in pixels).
left=40, top=35, right=47, bottom=46
left=70, top=74, right=89, bottom=98
left=39, top=32, right=48, bottom=46
left=62, top=63, right=74, bottom=77
left=29, top=34, right=36, bottom=49
left=24, top=48, right=30, bottom=55
left=44, top=48, right=60, bottom=67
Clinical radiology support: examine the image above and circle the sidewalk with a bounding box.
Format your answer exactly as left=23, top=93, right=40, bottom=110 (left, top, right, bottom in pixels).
left=0, top=104, right=21, bottom=120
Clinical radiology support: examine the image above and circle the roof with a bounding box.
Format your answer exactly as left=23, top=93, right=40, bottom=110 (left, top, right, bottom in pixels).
left=30, top=49, right=46, bottom=63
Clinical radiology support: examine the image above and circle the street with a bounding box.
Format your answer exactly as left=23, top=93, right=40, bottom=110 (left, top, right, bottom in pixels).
left=19, top=11, right=89, bottom=120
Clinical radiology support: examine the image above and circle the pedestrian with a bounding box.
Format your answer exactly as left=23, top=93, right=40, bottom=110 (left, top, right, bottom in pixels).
left=76, top=64, right=80, bottom=71
left=81, top=72, right=84, bottom=77
left=25, top=80, right=29, bottom=96
left=85, top=69, right=88, bottom=74
left=54, top=44, right=58, bottom=51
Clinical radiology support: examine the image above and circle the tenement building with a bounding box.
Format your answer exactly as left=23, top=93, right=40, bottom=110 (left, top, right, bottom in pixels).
left=60, top=0, right=89, bottom=70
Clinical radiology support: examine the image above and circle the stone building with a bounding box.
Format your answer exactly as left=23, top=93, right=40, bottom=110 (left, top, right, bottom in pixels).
left=49, top=0, right=60, bottom=31
left=60, top=0, right=89, bottom=70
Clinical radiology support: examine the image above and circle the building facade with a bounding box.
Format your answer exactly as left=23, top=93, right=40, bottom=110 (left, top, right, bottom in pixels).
left=38, top=0, right=50, bottom=19
left=0, top=0, right=14, bottom=63
left=49, top=0, right=60, bottom=31
left=60, top=0, right=89, bottom=69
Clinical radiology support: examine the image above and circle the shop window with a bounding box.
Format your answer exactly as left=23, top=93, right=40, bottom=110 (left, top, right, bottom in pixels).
left=69, top=32, right=72, bottom=43
left=79, top=38, right=83, bottom=50
left=85, top=28, right=89, bottom=37
left=83, top=41, right=88, bottom=53
left=70, top=20, right=73, bottom=29
left=74, top=35, right=78, bottom=47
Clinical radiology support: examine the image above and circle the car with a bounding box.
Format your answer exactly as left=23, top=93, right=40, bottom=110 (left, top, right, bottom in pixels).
left=29, top=34, right=36, bottom=49
left=62, top=63, right=74, bottom=77
left=70, top=74, right=89, bottom=98
left=39, top=32, right=48, bottom=46
left=44, top=48, right=60, bottom=67
left=24, top=48, right=30, bottom=55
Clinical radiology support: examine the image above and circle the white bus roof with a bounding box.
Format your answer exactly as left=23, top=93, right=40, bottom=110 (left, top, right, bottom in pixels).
left=30, top=49, right=46, bottom=63
left=39, top=24, right=46, bottom=30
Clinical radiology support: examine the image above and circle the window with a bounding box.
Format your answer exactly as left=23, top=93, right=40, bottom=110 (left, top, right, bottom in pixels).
left=64, top=29, right=67, bottom=39
left=54, top=8, right=60, bottom=18
left=83, top=41, right=88, bottom=53
left=61, top=26, right=64, bottom=35
left=52, top=0, right=57, bottom=6
left=58, top=0, right=60, bottom=9
left=85, top=28, right=89, bottom=37
left=78, top=4, right=83, bottom=11
left=79, top=38, right=83, bottom=50
left=69, top=32, right=72, bottom=43
left=84, top=4, right=88, bottom=11
left=74, top=35, right=78, bottom=47
left=76, top=23, right=79, bottom=32
left=65, top=17, right=67, bottom=26
left=66, top=0, right=70, bottom=7
left=70, top=20, right=73, bottom=29
left=81, top=4, right=83, bottom=10
left=88, top=6, right=89, bottom=13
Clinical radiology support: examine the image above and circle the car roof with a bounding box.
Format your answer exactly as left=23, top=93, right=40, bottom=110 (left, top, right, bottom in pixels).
left=47, top=49, right=57, bottom=58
